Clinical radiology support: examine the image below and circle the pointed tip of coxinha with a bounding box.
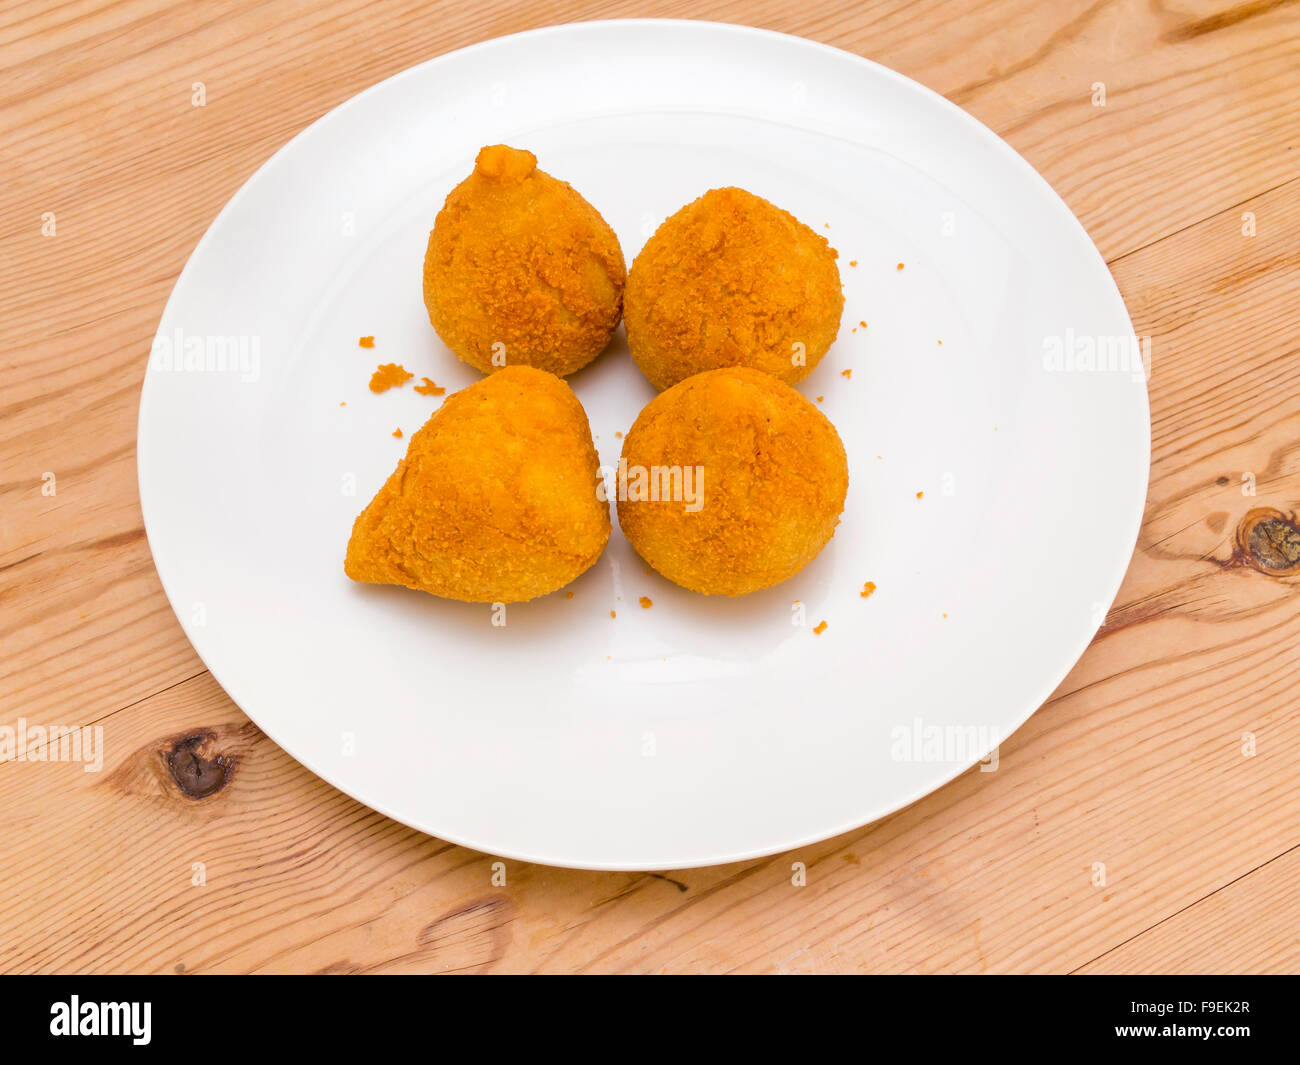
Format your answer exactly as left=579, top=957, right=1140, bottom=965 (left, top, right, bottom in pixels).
left=345, top=365, right=610, bottom=603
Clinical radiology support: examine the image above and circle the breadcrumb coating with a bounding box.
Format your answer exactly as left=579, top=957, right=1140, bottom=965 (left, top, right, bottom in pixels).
left=624, top=187, right=843, bottom=390
left=423, top=145, right=626, bottom=378
left=345, top=366, right=610, bottom=603
left=618, top=367, right=848, bottom=596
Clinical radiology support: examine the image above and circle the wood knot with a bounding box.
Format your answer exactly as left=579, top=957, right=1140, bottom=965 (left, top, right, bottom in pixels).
left=164, top=730, right=236, bottom=799
left=1234, top=507, right=1300, bottom=576
left=102, top=720, right=260, bottom=803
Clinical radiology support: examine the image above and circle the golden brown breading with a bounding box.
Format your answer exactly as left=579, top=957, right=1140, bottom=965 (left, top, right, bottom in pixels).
left=617, top=367, right=848, bottom=596
left=345, top=366, right=610, bottom=603
left=624, top=187, right=843, bottom=390
left=423, top=145, right=626, bottom=378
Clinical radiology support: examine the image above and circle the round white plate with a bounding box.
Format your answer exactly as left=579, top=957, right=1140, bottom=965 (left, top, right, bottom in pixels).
left=138, top=20, right=1149, bottom=869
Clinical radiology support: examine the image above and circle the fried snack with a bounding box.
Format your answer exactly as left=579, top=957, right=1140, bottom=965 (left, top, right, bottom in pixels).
left=423, top=145, right=626, bottom=378
left=345, top=366, right=610, bottom=603
left=624, top=187, right=843, bottom=390
left=617, top=367, right=848, bottom=596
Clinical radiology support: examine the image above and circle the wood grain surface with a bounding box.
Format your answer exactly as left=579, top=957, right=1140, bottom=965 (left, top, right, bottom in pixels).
left=2, top=0, right=1298, bottom=974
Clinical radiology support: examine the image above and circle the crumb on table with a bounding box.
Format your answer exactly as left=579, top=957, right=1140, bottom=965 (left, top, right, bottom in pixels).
left=860, top=581, right=877, bottom=598
left=392, top=428, right=402, bottom=438
left=359, top=335, right=375, bottom=348
left=639, top=596, right=653, bottom=609
left=916, top=491, right=924, bottom=499
left=813, top=620, right=828, bottom=635
left=610, top=610, right=616, bottom=619
left=841, top=369, right=852, bottom=379
left=414, top=377, right=445, bottom=396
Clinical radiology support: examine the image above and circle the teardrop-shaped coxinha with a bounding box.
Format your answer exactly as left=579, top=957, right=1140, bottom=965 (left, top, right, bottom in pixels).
left=422, top=144, right=627, bottom=378
left=345, top=367, right=610, bottom=603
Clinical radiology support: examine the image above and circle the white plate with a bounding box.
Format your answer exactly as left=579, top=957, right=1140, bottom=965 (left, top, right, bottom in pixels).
left=137, top=20, right=1149, bottom=869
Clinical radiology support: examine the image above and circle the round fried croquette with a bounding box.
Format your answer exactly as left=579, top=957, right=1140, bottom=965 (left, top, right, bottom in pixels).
left=423, top=145, right=626, bottom=378
left=623, top=187, right=843, bottom=390
left=617, top=367, right=848, bottom=596
left=345, top=366, right=610, bottom=603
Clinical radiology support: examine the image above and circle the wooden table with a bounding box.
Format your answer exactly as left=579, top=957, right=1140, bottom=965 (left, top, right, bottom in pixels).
left=2, top=0, right=1297, bottom=974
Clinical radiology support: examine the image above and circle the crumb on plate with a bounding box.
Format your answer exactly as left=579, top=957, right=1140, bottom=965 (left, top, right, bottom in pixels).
left=369, top=363, right=413, bottom=393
